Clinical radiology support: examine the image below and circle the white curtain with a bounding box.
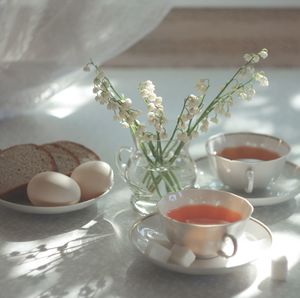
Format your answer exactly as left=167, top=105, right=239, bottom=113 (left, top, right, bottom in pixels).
left=0, top=0, right=171, bottom=118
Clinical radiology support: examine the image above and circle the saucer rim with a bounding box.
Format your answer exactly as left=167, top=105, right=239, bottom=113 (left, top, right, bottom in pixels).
left=0, top=187, right=111, bottom=214
left=129, top=213, right=272, bottom=275
left=195, top=156, right=300, bottom=206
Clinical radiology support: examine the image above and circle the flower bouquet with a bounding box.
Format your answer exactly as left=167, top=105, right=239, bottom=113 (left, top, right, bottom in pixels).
left=85, top=49, right=269, bottom=214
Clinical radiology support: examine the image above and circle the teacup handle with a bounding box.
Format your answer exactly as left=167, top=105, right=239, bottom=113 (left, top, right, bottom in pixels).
left=115, top=146, right=132, bottom=182
left=218, top=233, right=238, bottom=258
left=245, top=168, right=254, bottom=193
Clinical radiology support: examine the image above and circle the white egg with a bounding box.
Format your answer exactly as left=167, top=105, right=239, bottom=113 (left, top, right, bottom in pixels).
left=71, top=160, right=113, bottom=201
left=27, top=171, right=81, bottom=206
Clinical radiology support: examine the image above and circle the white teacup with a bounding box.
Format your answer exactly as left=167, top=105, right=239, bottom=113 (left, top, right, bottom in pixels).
left=205, top=132, right=291, bottom=193
left=157, top=188, right=253, bottom=259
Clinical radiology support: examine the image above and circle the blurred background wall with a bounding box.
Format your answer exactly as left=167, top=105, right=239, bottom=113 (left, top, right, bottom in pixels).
left=105, top=0, right=300, bottom=68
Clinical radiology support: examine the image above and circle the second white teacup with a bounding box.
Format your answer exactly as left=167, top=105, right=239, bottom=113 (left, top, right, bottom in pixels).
left=206, top=132, right=291, bottom=193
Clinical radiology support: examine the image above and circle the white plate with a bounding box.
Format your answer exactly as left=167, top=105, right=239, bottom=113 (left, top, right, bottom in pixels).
left=195, top=156, right=300, bottom=206
left=130, top=213, right=272, bottom=275
left=0, top=188, right=111, bottom=215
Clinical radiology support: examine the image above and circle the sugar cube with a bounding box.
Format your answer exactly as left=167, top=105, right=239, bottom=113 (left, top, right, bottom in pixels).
left=145, top=240, right=172, bottom=263
left=170, top=244, right=196, bottom=267
left=271, top=255, right=288, bottom=281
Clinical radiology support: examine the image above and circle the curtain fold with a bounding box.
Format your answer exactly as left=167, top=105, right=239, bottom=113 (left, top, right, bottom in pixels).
left=0, top=0, right=171, bottom=118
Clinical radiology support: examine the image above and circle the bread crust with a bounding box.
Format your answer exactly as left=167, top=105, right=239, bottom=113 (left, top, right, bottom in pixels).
left=55, top=140, right=101, bottom=162
left=42, top=143, right=80, bottom=176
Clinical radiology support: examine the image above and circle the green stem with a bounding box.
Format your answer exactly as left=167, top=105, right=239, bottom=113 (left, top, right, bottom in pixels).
left=167, top=169, right=182, bottom=190
left=149, top=171, right=162, bottom=198
left=168, top=141, right=185, bottom=164
left=219, top=78, right=254, bottom=100
left=140, top=142, right=156, bottom=166
left=156, top=133, right=163, bottom=163
left=148, top=169, right=181, bottom=193
left=162, top=97, right=189, bottom=154
left=189, top=62, right=251, bottom=133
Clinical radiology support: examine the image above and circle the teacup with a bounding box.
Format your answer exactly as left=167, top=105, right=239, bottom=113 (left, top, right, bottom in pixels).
left=157, top=188, right=253, bottom=259
left=206, top=132, right=291, bottom=193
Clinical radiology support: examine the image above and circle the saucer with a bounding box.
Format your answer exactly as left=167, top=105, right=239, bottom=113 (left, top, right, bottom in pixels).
left=130, top=213, right=272, bottom=275
left=195, top=156, right=300, bottom=206
left=0, top=188, right=111, bottom=215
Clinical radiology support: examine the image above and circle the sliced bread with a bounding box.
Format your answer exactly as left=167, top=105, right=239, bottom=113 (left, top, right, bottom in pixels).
left=0, top=144, right=57, bottom=197
left=55, top=141, right=100, bottom=163
left=42, top=143, right=80, bottom=176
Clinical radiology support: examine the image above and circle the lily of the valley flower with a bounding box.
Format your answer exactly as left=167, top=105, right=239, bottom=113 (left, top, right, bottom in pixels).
left=196, top=80, right=209, bottom=94
left=139, top=80, right=167, bottom=136
left=255, top=71, right=269, bottom=87
left=258, top=48, right=268, bottom=59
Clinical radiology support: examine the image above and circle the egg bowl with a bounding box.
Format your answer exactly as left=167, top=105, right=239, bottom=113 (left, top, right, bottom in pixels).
left=0, top=185, right=113, bottom=214
left=0, top=167, right=114, bottom=215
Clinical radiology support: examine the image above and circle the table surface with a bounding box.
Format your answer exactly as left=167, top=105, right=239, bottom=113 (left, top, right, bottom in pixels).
left=0, top=67, right=300, bottom=298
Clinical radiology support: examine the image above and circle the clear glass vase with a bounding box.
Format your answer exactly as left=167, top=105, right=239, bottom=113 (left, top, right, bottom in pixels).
left=116, top=140, right=197, bottom=215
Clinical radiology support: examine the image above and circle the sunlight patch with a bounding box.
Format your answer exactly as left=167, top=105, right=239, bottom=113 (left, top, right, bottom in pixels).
left=290, top=94, right=300, bottom=110
left=44, top=85, right=91, bottom=119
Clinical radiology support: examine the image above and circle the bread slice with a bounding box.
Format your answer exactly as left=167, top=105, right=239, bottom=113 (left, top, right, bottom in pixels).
left=55, top=141, right=100, bottom=163
left=42, top=143, right=80, bottom=176
left=0, top=144, right=57, bottom=197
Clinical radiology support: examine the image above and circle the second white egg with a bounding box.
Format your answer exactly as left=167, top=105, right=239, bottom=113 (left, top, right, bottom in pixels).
left=71, top=160, right=113, bottom=201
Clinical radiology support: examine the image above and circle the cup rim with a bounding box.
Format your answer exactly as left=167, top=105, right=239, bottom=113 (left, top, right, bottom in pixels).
left=205, top=131, right=291, bottom=162
left=157, top=188, right=254, bottom=228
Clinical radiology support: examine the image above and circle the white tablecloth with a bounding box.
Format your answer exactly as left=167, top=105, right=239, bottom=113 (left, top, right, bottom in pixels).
left=0, top=67, right=299, bottom=298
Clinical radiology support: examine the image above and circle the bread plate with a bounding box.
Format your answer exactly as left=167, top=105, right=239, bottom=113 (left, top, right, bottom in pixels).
left=0, top=187, right=111, bottom=214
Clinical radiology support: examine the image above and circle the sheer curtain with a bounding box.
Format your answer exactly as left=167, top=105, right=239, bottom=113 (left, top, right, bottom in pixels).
left=0, top=0, right=171, bottom=118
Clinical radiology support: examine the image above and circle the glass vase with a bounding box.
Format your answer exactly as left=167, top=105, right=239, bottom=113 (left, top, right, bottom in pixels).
left=116, top=140, right=197, bottom=215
